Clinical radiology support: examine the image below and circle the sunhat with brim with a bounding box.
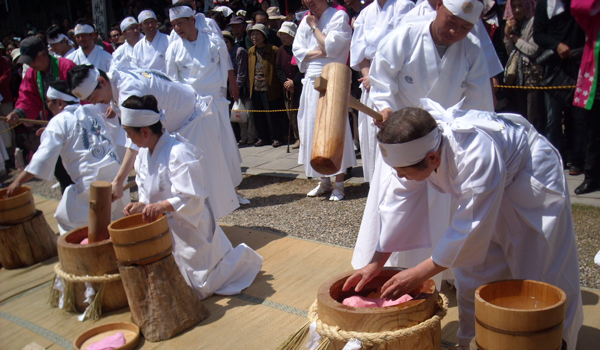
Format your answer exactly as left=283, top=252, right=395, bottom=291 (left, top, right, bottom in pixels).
left=222, top=31, right=235, bottom=43
left=213, top=6, right=233, bottom=17
left=11, top=49, right=21, bottom=63
left=277, top=21, right=297, bottom=38
left=267, top=7, right=286, bottom=20
left=248, top=24, right=268, bottom=38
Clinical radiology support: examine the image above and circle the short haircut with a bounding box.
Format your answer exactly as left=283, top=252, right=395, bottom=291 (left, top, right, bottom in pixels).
left=46, top=25, right=67, bottom=41
left=171, top=2, right=194, bottom=11
left=67, top=65, right=109, bottom=92
left=121, top=95, right=163, bottom=136
left=75, top=18, right=96, bottom=31
left=253, top=10, right=268, bottom=22
left=377, top=107, right=439, bottom=170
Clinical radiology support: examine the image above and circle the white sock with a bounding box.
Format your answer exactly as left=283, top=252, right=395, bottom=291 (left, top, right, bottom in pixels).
left=334, top=181, right=344, bottom=188
left=321, top=177, right=331, bottom=185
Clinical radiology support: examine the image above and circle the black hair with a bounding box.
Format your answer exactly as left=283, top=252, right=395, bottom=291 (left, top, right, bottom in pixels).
left=67, top=65, right=108, bottom=92
left=121, top=95, right=163, bottom=136
left=48, top=80, right=78, bottom=105
left=75, top=18, right=96, bottom=31
left=377, top=107, right=439, bottom=170
left=46, top=25, right=67, bottom=41
left=252, top=10, right=268, bottom=22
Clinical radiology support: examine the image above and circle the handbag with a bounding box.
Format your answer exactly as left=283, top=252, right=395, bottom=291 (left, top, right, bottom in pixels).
left=230, top=99, right=248, bottom=123
left=504, top=49, right=520, bottom=86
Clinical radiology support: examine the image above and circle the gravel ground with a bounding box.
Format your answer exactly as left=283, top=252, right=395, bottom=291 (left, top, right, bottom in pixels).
left=3, top=171, right=599, bottom=289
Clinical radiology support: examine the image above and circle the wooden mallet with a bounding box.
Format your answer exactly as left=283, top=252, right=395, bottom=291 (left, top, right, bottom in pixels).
left=310, top=62, right=382, bottom=175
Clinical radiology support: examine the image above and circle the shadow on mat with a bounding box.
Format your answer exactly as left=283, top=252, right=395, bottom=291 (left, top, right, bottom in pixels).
left=223, top=225, right=289, bottom=250
left=581, top=289, right=599, bottom=306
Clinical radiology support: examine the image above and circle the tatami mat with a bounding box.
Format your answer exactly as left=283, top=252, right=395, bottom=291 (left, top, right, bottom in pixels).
left=0, top=196, right=598, bottom=350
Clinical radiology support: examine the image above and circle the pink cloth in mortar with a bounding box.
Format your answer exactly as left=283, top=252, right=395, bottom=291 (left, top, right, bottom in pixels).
left=342, top=294, right=413, bottom=308
left=86, top=332, right=126, bottom=350
left=80, top=238, right=89, bottom=245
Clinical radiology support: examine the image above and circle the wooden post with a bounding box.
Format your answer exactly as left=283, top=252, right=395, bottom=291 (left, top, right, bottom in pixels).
left=118, top=254, right=210, bottom=342
left=88, top=181, right=112, bottom=243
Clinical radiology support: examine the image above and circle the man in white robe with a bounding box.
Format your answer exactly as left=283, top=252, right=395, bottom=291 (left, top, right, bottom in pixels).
left=66, top=21, right=113, bottom=72
left=292, top=0, right=357, bottom=201
left=406, top=0, right=504, bottom=80
left=111, top=17, right=142, bottom=72
left=166, top=4, right=247, bottom=205
left=131, top=10, right=170, bottom=73
left=47, top=25, right=75, bottom=58
left=68, top=65, right=240, bottom=220
left=343, top=100, right=583, bottom=350
left=120, top=100, right=262, bottom=300
left=168, top=0, right=223, bottom=42
left=351, top=0, right=494, bottom=283
left=350, top=0, right=414, bottom=182
left=6, top=83, right=128, bottom=234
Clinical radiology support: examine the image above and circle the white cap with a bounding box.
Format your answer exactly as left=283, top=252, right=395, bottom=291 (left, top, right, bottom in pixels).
left=120, top=17, right=138, bottom=32
left=213, top=6, right=233, bottom=17
left=442, top=0, right=484, bottom=24
left=138, top=10, right=157, bottom=23
left=74, top=24, right=95, bottom=35
left=277, top=21, right=297, bottom=38
left=169, top=6, right=195, bottom=21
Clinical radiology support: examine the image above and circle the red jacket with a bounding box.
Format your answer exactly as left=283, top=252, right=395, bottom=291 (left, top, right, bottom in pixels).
left=14, top=57, right=76, bottom=120
left=0, top=56, right=11, bottom=103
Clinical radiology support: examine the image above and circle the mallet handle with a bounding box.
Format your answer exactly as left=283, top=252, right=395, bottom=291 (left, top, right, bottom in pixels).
left=348, top=96, right=383, bottom=121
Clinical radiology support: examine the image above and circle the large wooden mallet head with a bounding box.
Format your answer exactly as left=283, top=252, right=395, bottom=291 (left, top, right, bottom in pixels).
left=310, top=62, right=353, bottom=175
left=310, top=63, right=383, bottom=175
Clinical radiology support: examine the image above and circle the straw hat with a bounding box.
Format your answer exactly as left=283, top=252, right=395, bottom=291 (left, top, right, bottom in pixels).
left=248, top=23, right=268, bottom=38
left=267, top=7, right=286, bottom=20
left=277, top=21, right=297, bottom=38
left=222, top=30, right=235, bottom=43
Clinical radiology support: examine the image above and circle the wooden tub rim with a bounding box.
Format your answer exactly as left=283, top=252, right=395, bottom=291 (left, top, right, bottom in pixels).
left=108, top=213, right=165, bottom=232
left=58, top=226, right=113, bottom=248
left=318, top=268, right=437, bottom=315
left=475, top=279, right=567, bottom=313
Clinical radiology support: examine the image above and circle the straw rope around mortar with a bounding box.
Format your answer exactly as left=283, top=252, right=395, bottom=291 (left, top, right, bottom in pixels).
left=277, top=293, right=449, bottom=350
left=49, top=263, right=121, bottom=321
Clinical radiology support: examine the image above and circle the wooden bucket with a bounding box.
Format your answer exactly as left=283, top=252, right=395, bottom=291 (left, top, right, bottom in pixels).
left=475, top=280, right=566, bottom=350
left=57, top=227, right=128, bottom=313
left=317, top=268, right=441, bottom=350
left=0, top=186, right=37, bottom=225
left=107, top=214, right=173, bottom=266
left=0, top=210, right=57, bottom=269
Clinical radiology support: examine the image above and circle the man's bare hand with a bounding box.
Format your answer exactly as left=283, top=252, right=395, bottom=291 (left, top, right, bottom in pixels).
left=5, top=111, right=20, bottom=124
left=557, top=43, right=572, bottom=60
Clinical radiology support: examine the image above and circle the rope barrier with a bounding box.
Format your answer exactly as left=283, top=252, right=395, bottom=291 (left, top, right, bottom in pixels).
left=0, top=122, right=22, bottom=134
left=231, top=108, right=299, bottom=113
left=308, top=293, right=449, bottom=346
left=493, top=85, right=576, bottom=90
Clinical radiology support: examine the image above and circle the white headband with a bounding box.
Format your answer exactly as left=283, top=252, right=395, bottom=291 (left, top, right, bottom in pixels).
left=48, top=33, right=68, bottom=44
left=74, top=24, right=95, bottom=35
left=120, top=17, right=138, bottom=32
left=121, top=106, right=163, bottom=127
left=47, top=86, right=80, bottom=102
left=138, top=10, right=157, bottom=23
left=170, top=6, right=195, bottom=21
left=379, top=127, right=442, bottom=168
left=71, top=68, right=100, bottom=100
left=442, top=0, right=484, bottom=24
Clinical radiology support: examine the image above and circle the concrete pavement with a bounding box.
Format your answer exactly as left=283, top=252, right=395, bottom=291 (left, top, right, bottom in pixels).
left=238, top=143, right=600, bottom=207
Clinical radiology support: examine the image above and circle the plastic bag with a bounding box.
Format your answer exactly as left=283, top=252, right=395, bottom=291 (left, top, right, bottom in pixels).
left=230, top=99, right=248, bottom=123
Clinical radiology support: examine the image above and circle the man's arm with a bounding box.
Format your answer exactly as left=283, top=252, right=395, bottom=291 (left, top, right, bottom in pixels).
left=111, top=147, right=138, bottom=201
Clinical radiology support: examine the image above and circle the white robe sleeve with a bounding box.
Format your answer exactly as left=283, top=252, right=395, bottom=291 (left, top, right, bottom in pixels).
left=134, top=153, right=149, bottom=204
left=432, top=132, right=506, bottom=268
left=472, top=20, right=504, bottom=77
left=25, top=118, right=67, bottom=181
left=166, top=144, right=207, bottom=229
left=350, top=10, right=367, bottom=70
left=462, top=40, right=495, bottom=112
left=323, top=12, right=352, bottom=59
left=165, top=43, right=180, bottom=82
left=292, top=18, right=312, bottom=73
left=369, top=29, right=408, bottom=112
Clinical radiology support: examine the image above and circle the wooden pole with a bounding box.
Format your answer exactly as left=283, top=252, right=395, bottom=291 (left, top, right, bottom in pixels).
left=88, top=181, right=112, bottom=243
left=0, top=116, right=49, bottom=126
